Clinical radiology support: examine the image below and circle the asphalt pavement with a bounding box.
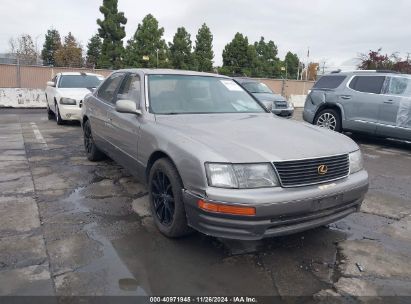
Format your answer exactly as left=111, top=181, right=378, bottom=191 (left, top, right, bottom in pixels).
left=0, top=108, right=410, bottom=301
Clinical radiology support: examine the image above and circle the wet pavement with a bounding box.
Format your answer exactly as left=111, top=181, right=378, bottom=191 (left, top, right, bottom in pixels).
left=0, top=108, right=410, bottom=301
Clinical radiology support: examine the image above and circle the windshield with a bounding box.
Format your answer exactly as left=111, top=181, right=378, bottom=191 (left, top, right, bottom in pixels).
left=148, top=75, right=266, bottom=114
left=59, top=75, right=102, bottom=88
left=242, top=82, right=274, bottom=94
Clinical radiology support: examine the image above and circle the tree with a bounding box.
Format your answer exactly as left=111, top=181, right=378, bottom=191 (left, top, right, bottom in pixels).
left=124, top=14, right=169, bottom=68
left=359, top=49, right=411, bottom=74
left=9, top=34, right=38, bottom=65
left=169, top=27, right=193, bottom=70
left=306, top=62, right=319, bottom=80
left=359, top=48, right=393, bottom=70
left=97, top=0, right=127, bottom=69
left=41, top=28, right=61, bottom=66
left=284, top=52, right=300, bottom=79
left=54, top=32, right=83, bottom=67
left=254, top=37, right=280, bottom=77
left=86, top=34, right=102, bottom=68
left=221, top=32, right=257, bottom=76
left=193, top=23, right=214, bottom=72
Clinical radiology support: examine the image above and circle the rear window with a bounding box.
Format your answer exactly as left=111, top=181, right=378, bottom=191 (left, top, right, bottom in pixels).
left=386, top=77, right=411, bottom=96
left=349, top=76, right=385, bottom=94
left=313, top=75, right=346, bottom=89
left=59, top=75, right=102, bottom=88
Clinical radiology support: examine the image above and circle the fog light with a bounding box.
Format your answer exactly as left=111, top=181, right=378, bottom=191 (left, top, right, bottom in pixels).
left=197, top=200, right=256, bottom=216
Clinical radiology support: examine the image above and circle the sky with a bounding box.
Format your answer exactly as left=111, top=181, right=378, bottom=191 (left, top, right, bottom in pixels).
left=1, top=0, right=410, bottom=69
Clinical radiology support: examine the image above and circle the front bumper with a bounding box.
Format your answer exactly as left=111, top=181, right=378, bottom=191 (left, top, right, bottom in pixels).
left=273, top=107, right=294, bottom=118
left=184, top=170, right=368, bottom=240
left=59, top=105, right=82, bottom=121
left=303, top=100, right=317, bottom=123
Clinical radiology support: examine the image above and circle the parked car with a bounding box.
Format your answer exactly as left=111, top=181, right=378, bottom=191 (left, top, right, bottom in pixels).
left=81, top=69, right=368, bottom=240
left=235, top=78, right=294, bottom=118
left=303, top=70, right=411, bottom=141
left=45, top=72, right=104, bottom=124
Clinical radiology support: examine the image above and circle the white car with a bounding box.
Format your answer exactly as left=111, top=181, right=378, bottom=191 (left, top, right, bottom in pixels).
left=45, top=72, right=104, bottom=124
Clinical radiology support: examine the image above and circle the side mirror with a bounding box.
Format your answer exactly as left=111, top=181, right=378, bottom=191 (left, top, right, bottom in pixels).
left=115, top=99, right=142, bottom=115
left=261, top=101, right=273, bottom=112
left=47, top=81, right=55, bottom=87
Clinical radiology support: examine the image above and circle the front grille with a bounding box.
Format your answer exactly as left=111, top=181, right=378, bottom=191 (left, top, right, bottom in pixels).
left=273, top=154, right=349, bottom=187
left=275, top=100, right=287, bottom=108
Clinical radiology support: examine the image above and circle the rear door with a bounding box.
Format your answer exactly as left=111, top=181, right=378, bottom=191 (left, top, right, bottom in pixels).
left=342, top=75, right=386, bottom=134
left=107, top=73, right=142, bottom=165
left=377, top=76, right=411, bottom=140
left=89, top=73, right=125, bottom=147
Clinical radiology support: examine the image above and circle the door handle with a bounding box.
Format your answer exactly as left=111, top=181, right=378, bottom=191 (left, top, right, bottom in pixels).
left=383, top=100, right=394, bottom=104
left=340, top=95, right=351, bottom=100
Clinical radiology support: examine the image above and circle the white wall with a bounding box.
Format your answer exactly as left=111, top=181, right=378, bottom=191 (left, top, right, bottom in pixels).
left=289, top=95, right=307, bottom=108
left=0, top=88, right=47, bottom=108
left=0, top=88, right=306, bottom=109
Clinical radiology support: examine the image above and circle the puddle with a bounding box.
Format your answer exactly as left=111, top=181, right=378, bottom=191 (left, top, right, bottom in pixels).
left=119, top=278, right=139, bottom=291
left=58, top=185, right=148, bottom=296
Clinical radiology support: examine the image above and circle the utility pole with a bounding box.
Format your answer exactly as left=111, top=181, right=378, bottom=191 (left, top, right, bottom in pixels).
left=285, top=62, right=288, bottom=79
left=305, top=47, right=310, bottom=81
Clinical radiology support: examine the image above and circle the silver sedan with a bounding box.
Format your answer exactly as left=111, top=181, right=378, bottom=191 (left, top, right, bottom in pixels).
left=81, top=69, right=368, bottom=240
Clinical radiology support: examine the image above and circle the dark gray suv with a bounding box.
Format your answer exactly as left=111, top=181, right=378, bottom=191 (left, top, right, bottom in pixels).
left=235, top=78, right=294, bottom=118
left=303, top=71, right=411, bottom=141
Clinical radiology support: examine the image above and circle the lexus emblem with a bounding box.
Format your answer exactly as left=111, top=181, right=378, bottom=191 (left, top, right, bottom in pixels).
left=318, top=164, right=328, bottom=175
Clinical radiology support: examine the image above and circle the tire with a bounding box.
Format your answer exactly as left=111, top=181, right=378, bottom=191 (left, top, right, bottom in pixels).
left=314, top=108, right=342, bottom=132
left=46, top=104, right=54, bottom=120
left=148, top=158, right=191, bottom=238
left=83, top=120, right=105, bottom=161
left=55, top=103, right=65, bottom=125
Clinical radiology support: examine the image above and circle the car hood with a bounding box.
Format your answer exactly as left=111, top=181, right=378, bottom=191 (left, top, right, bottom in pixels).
left=252, top=92, right=287, bottom=102
left=57, top=88, right=94, bottom=100
left=155, top=113, right=358, bottom=162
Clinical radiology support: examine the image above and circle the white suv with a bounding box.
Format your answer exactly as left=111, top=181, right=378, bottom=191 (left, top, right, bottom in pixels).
left=45, top=72, right=104, bottom=124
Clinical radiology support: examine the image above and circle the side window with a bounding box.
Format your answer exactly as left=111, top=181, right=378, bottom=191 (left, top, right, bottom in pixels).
left=349, top=76, right=385, bottom=94
left=313, top=75, right=346, bottom=89
left=96, top=73, right=125, bottom=103
left=386, top=77, right=411, bottom=96
left=117, top=74, right=141, bottom=105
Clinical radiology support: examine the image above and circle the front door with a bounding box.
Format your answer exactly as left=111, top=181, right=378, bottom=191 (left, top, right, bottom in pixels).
left=91, top=72, right=125, bottom=149
left=108, top=73, right=142, bottom=166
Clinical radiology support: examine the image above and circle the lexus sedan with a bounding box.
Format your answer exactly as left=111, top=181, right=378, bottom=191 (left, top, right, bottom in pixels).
left=81, top=69, right=368, bottom=240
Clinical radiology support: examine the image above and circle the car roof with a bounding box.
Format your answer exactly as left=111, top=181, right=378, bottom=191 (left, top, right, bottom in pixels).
left=114, top=68, right=229, bottom=78
left=57, top=72, right=104, bottom=77
left=324, top=70, right=411, bottom=78
left=233, top=77, right=261, bottom=84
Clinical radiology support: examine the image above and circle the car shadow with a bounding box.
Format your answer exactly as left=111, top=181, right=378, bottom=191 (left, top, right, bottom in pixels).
left=346, top=132, right=411, bottom=152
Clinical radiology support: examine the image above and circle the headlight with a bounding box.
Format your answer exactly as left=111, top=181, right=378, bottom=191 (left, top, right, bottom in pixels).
left=205, top=163, right=279, bottom=189
left=60, top=97, right=76, bottom=105
left=349, top=150, right=363, bottom=174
